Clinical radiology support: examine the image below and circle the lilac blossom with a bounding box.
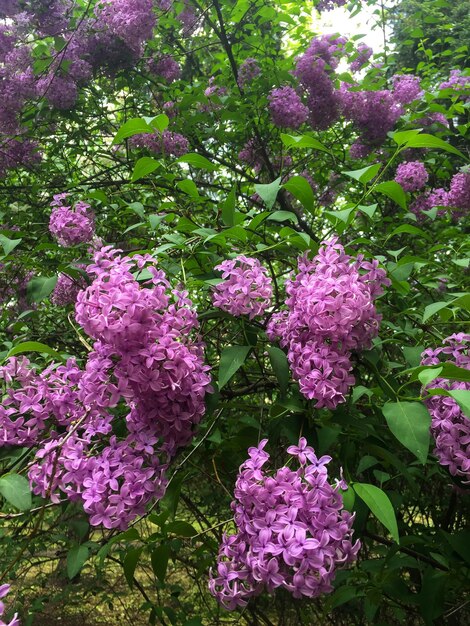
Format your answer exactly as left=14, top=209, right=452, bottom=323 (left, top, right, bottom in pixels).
left=267, top=239, right=389, bottom=408
left=51, top=269, right=88, bottom=306
left=392, top=74, right=423, bottom=105
left=49, top=196, right=95, bottom=246
left=268, top=86, right=308, bottom=129
left=1, top=248, right=212, bottom=529
left=130, top=130, right=189, bottom=157
left=96, top=0, right=155, bottom=54
left=316, top=0, right=348, bottom=10
left=421, top=334, right=470, bottom=483
left=448, top=171, right=470, bottom=214
left=350, top=43, right=373, bottom=72
left=148, top=54, right=181, bottom=82
left=394, top=161, right=429, bottom=192
left=238, top=58, right=260, bottom=88
left=0, top=584, right=20, bottom=626
left=212, top=256, right=273, bottom=319
left=209, top=438, right=360, bottom=609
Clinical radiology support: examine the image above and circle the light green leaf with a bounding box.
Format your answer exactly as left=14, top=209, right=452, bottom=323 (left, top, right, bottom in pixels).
left=175, top=153, right=219, bottom=171
left=418, top=367, right=443, bottom=386
left=422, top=294, right=470, bottom=322
left=282, top=175, right=315, bottom=213
left=221, top=187, right=236, bottom=226
left=67, top=545, right=89, bottom=579
left=0, top=234, right=22, bottom=257
left=343, top=163, right=381, bottom=184
left=112, top=118, right=153, bottom=144
left=391, top=129, right=423, bottom=146
left=255, top=177, right=282, bottom=209
left=6, top=341, right=63, bottom=361
left=401, top=133, right=466, bottom=159
left=374, top=181, right=407, bottom=210
left=382, top=401, right=431, bottom=464
left=280, top=133, right=330, bottom=153
left=0, top=473, right=32, bottom=511
left=131, top=157, right=160, bottom=182
left=427, top=388, right=470, bottom=418
left=177, top=179, right=200, bottom=199
left=218, top=345, right=251, bottom=389
left=353, top=483, right=400, bottom=543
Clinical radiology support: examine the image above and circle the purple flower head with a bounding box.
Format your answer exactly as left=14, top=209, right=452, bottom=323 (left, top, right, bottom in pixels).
left=238, top=58, right=260, bottom=88
left=96, top=0, right=156, bottom=53
left=392, top=74, right=423, bottom=105
left=267, top=239, right=390, bottom=408
left=49, top=196, right=95, bottom=246
left=268, top=86, right=308, bottom=129
left=212, top=255, right=273, bottom=319
left=350, top=43, right=373, bottom=73
left=448, top=171, right=470, bottom=214
left=421, top=335, right=470, bottom=483
left=209, top=438, right=360, bottom=609
left=148, top=54, right=181, bottom=82
left=51, top=266, right=88, bottom=306
left=316, top=0, right=348, bottom=12
left=130, top=130, right=189, bottom=157
left=394, top=161, right=429, bottom=192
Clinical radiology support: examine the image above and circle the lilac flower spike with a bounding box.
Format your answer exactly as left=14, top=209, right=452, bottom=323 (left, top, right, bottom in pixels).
left=0, top=584, right=20, bottom=626
left=209, top=438, right=360, bottom=609
left=421, top=334, right=470, bottom=483
left=212, top=255, right=273, bottom=319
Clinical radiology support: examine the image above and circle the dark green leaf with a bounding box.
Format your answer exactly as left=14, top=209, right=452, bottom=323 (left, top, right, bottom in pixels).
left=218, top=345, right=251, bottom=389
left=255, top=177, right=282, bottom=209
left=374, top=181, right=407, bottom=210
left=67, top=545, right=89, bottom=579
left=151, top=544, right=170, bottom=583
left=382, top=401, right=431, bottom=464
left=131, top=157, right=160, bottom=182
left=112, top=118, right=153, bottom=144
left=267, top=346, right=290, bottom=396
left=282, top=175, right=315, bottom=213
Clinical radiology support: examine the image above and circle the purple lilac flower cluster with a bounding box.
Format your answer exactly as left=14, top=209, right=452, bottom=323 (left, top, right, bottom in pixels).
left=51, top=267, right=88, bottom=306
left=394, top=161, right=429, bottom=192
left=0, top=247, right=212, bottom=529
left=49, top=194, right=95, bottom=247
left=439, top=70, right=470, bottom=101
left=237, top=58, right=260, bottom=88
left=410, top=171, right=470, bottom=220
left=148, top=54, right=181, bottom=82
left=293, top=35, right=346, bottom=130
left=96, top=0, right=156, bottom=54
left=392, top=74, right=423, bottom=105
left=130, top=130, right=189, bottom=157
left=209, top=438, right=360, bottom=609
left=267, top=239, right=390, bottom=408
left=349, top=43, right=373, bottom=72
left=268, top=86, right=308, bottom=129
left=0, top=584, right=19, bottom=626
left=421, top=334, right=470, bottom=483
left=316, top=0, right=348, bottom=11
left=340, top=84, right=404, bottom=147
left=212, top=256, right=273, bottom=320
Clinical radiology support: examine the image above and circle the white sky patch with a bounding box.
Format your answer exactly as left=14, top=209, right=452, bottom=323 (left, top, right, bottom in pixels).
left=313, top=4, right=388, bottom=55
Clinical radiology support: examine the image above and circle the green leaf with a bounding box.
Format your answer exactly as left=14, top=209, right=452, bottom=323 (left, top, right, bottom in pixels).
left=177, top=179, right=200, bottom=199
left=267, top=210, right=298, bottom=224
left=255, top=177, right=282, bottom=209
left=0, top=473, right=32, bottom=511
left=151, top=544, right=170, bottom=583
left=27, top=276, right=58, bottom=302
left=401, top=133, right=466, bottom=159
left=282, top=175, right=315, bottom=213
left=280, top=133, right=330, bottom=153
left=67, top=545, right=89, bottom=579
left=218, top=345, right=251, bottom=389
left=146, top=113, right=169, bottom=132
left=131, top=157, right=160, bottom=182
left=422, top=293, right=470, bottom=322
left=6, top=341, right=63, bottom=361
left=391, top=129, right=423, bottom=146
left=374, top=181, right=407, bottom=210
left=418, top=367, right=443, bottom=386
left=353, top=483, right=400, bottom=543
left=382, top=401, right=431, bottom=464
left=386, top=224, right=430, bottom=241
left=165, top=521, right=197, bottom=537
left=267, top=346, right=290, bottom=396
left=112, top=118, right=153, bottom=144
left=221, top=187, right=236, bottom=226
left=0, top=234, right=22, bottom=257
left=343, top=163, right=381, bottom=184
left=123, top=547, right=143, bottom=588
left=175, top=153, right=219, bottom=171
